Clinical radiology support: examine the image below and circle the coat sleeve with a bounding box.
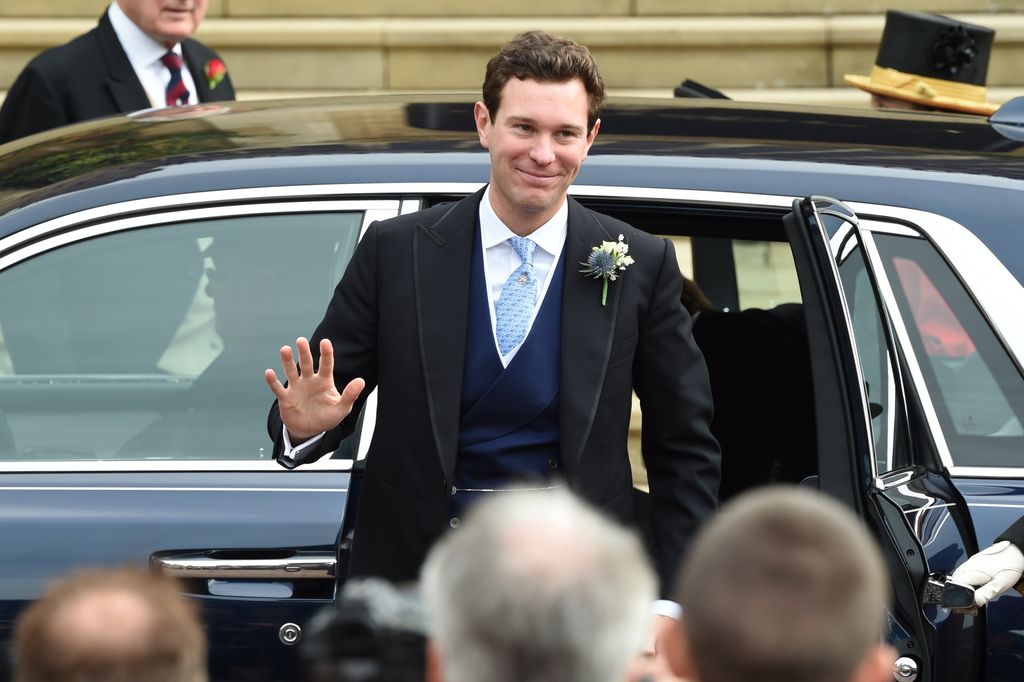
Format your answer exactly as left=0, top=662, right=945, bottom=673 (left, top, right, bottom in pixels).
left=0, top=62, right=69, bottom=144
left=633, top=238, right=721, bottom=596
left=267, top=221, right=381, bottom=464
left=997, top=515, right=1024, bottom=549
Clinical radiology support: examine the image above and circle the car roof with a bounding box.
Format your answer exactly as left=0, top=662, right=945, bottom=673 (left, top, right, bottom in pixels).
left=0, top=94, right=1021, bottom=227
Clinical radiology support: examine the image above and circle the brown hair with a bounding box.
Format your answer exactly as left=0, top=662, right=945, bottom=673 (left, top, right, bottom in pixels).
left=677, top=487, right=890, bottom=682
left=482, top=30, right=606, bottom=130
left=15, top=567, right=207, bottom=682
left=680, top=275, right=715, bottom=316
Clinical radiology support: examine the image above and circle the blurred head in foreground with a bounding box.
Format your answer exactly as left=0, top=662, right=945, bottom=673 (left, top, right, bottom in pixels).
left=421, top=488, right=656, bottom=682
left=675, top=486, right=895, bottom=682
left=15, top=566, right=206, bottom=682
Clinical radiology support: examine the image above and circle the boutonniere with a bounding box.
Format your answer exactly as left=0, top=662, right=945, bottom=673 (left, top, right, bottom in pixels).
left=580, top=234, right=635, bottom=307
left=204, top=59, right=227, bottom=90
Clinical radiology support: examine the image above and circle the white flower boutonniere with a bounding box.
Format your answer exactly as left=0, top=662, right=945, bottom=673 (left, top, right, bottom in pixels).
left=580, top=234, right=635, bottom=307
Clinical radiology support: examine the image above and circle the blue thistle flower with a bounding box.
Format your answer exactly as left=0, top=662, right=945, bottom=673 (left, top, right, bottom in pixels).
left=583, top=249, right=616, bottom=278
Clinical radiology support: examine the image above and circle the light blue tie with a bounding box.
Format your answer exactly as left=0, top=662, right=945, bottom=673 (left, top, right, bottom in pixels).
left=495, top=236, right=538, bottom=355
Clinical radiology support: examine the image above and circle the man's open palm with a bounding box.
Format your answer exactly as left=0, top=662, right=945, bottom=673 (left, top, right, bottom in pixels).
left=265, top=337, right=365, bottom=441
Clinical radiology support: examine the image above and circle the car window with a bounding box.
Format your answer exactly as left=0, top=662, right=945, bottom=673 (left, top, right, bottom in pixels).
left=0, top=212, right=361, bottom=462
left=875, top=234, right=1024, bottom=468
left=734, top=239, right=802, bottom=310
left=835, top=234, right=902, bottom=474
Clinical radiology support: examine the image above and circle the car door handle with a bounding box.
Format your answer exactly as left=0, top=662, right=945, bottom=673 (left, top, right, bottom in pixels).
left=921, top=572, right=977, bottom=614
left=150, top=551, right=336, bottom=580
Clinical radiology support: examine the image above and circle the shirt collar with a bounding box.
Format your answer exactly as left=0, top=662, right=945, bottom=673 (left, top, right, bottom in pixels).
left=108, top=1, right=182, bottom=70
left=479, top=185, right=568, bottom=257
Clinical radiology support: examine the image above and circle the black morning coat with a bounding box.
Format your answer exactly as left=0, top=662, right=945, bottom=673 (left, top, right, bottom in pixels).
left=268, top=187, right=722, bottom=596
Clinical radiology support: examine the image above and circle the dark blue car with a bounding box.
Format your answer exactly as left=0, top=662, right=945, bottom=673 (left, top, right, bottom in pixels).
left=0, top=95, right=1023, bottom=681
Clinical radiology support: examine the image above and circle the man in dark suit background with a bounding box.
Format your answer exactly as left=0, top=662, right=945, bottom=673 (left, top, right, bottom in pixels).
left=0, top=0, right=234, bottom=144
left=264, top=30, right=720, bottom=639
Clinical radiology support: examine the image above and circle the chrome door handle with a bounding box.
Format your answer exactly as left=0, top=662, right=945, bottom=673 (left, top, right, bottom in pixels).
left=151, top=551, right=336, bottom=580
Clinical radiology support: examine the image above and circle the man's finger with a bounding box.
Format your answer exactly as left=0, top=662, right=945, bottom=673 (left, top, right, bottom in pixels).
left=296, top=337, right=315, bottom=378
left=265, top=368, right=288, bottom=400
left=318, top=338, right=335, bottom=378
left=279, top=345, right=299, bottom=385
left=341, top=377, right=366, bottom=408
left=976, top=583, right=1000, bottom=608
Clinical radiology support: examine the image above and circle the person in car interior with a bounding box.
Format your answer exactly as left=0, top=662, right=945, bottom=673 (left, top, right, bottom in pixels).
left=680, top=275, right=816, bottom=502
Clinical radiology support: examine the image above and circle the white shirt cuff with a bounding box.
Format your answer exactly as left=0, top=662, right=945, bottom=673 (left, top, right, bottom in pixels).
left=279, top=426, right=326, bottom=466
left=651, top=599, right=682, bottom=620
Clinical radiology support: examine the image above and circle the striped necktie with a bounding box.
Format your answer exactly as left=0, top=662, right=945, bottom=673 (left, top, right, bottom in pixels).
left=160, top=52, right=191, bottom=106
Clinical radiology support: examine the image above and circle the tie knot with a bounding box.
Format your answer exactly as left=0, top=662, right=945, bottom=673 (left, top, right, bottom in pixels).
left=160, top=52, right=184, bottom=72
left=508, top=236, right=536, bottom=265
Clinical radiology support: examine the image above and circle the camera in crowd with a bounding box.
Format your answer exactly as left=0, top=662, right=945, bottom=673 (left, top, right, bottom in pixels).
left=301, top=577, right=427, bottom=682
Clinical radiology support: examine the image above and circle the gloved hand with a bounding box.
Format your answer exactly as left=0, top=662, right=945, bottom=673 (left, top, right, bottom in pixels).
left=951, top=540, right=1024, bottom=607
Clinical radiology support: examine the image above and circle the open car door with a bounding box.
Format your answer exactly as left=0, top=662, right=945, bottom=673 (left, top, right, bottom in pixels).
left=783, top=197, right=984, bottom=682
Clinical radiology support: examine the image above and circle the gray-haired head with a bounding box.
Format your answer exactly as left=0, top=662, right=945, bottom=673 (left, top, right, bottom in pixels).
left=421, top=489, right=656, bottom=682
left=677, top=486, right=891, bottom=682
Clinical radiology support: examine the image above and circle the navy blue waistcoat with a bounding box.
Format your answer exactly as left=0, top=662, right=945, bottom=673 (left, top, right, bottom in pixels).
left=450, top=227, right=565, bottom=518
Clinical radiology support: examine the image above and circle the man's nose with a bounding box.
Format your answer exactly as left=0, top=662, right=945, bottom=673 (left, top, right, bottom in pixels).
left=529, top=136, right=556, bottom=165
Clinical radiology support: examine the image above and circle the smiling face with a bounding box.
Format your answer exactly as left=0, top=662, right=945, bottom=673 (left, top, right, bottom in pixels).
left=116, top=0, right=208, bottom=49
left=475, top=77, right=599, bottom=235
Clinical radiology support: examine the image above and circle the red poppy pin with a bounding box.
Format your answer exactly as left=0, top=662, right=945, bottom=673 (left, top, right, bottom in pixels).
left=204, top=59, right=227, bottom=90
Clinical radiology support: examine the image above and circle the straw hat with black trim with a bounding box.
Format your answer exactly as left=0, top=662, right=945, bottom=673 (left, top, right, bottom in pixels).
left=844, top=10, right=997, bottom=116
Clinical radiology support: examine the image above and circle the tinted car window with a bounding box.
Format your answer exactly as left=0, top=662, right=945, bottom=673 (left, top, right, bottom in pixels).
left=876, top=233, right=1024, bottom=467
left=836, top=235, right=902, bottom=475
left=0, top=212, right=361, bottom=461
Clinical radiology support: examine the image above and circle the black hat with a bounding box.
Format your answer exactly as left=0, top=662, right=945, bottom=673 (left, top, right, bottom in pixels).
left=844, top=10, right=997, bottom=115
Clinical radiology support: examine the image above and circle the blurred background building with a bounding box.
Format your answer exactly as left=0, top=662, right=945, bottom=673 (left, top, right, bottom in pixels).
left=2, top=0, right=1022, bottom=108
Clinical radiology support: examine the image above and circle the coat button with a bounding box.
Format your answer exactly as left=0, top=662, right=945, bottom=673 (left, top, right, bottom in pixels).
left=548, top=459, right=559, bottom=470
left=449, top=517, right=461, bottom=529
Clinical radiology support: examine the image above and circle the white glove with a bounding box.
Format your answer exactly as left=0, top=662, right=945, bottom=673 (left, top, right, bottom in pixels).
left=950, top=540, right=1024, bottom=607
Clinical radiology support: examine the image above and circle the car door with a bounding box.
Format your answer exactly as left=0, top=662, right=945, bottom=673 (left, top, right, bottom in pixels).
left=0, top=192, right=401, bottom=681
left=784, top=196, right=991, bottom=682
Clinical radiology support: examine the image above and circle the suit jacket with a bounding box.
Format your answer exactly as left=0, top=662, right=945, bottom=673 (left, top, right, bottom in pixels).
left=268, top=188, right=721, bottom=594
left=0, top=13, right=235, bottom=144
left=997, top=515, right=1024, bottom=548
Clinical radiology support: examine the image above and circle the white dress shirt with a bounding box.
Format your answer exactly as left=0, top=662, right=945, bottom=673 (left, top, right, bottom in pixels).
left=479, top=185, right=567, bottom=366
left=107, top=1, right=198, bottom=109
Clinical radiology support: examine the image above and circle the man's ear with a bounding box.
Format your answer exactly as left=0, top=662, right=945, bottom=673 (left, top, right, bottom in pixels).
left=425, top=637, right=444, bottom=682
left=850, top=644, right=897, bottom=682
left=473, top=101, right=491, bottom=150
left=582, top=117, right=601, bottom=160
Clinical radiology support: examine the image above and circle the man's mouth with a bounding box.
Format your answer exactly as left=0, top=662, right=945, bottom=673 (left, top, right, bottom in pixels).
left=517, top=169, right=558, bottom=184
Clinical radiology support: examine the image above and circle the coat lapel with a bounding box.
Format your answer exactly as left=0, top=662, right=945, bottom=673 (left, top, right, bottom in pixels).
left=560, top=197, right=621, bottom=478
left=415, top=189, right=482, bottom=482
left=182, top=41, right=214, bottom=103
left=95, top=13, right=152, bottom=112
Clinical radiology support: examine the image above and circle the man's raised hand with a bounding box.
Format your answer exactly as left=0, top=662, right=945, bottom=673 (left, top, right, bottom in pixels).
left=265, top=337, right=365, bottom=442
